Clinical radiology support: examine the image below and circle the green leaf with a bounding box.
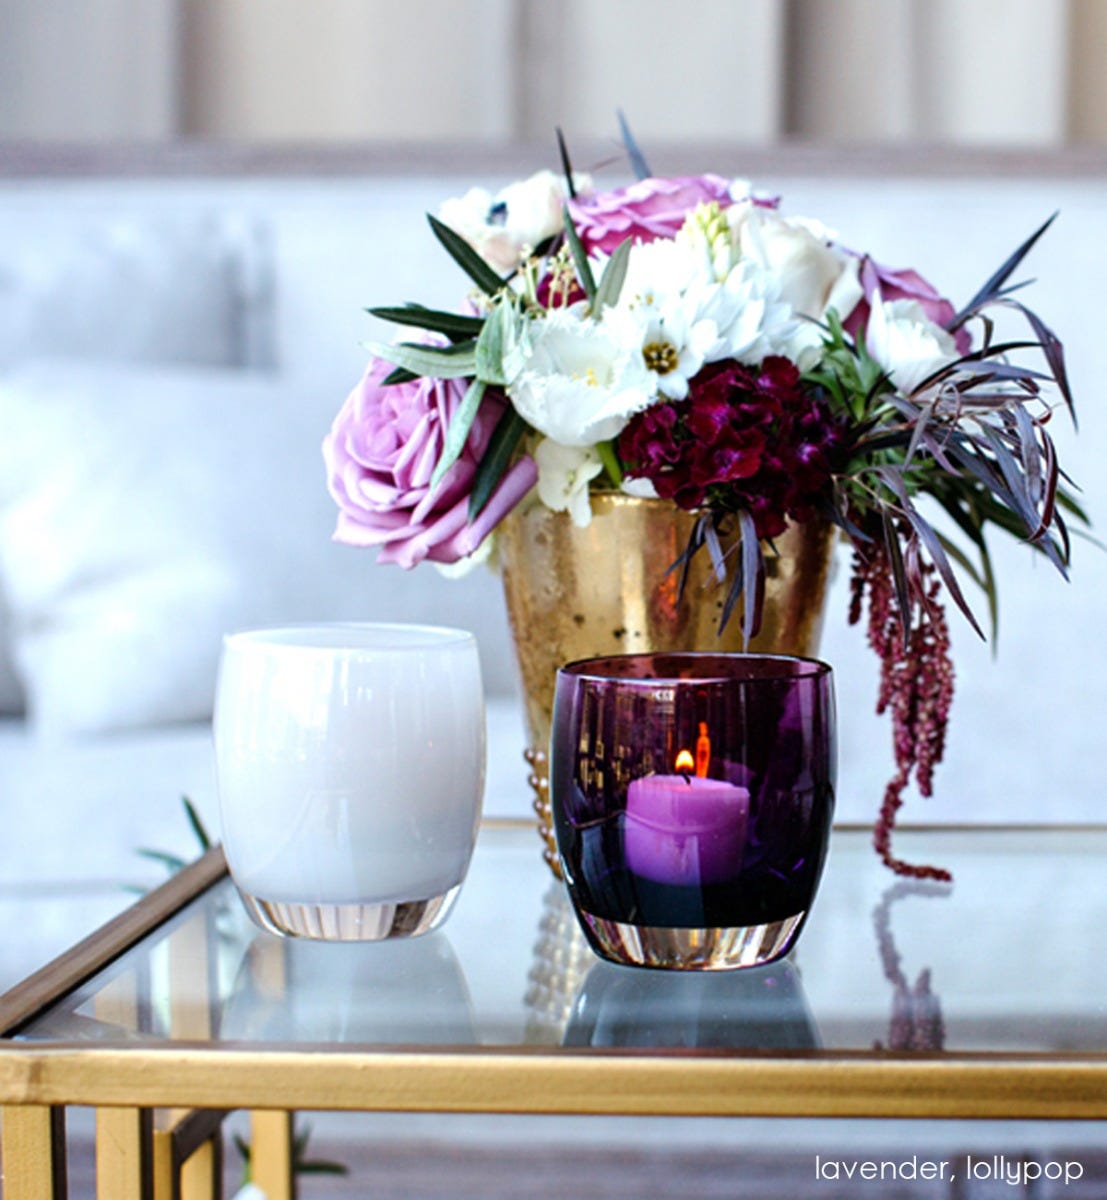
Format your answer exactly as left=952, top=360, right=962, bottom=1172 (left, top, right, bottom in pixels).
left=474, top=301, right=515, bottom=387
left=427, top=213, right=507, bottom=297
left=593, top=237, right=633, bottom=314
left=182, top=796, right=212, bottom=851
left=1056, top=484, right=1090, bottom=525
left=469, top=408, right=528, bottom=520
left=365, top=340, right=478, bottom=380
left=430, top=378, right=486, bottom=492
left=297, top=1161, right=351, bottom=1176
left=368, top=304, right=485, bottom=340
left=562, top=205, right=596, bottom=302
left=136, top=849, right=187, bottom=871
left=383, top=366, right=418, bottom=386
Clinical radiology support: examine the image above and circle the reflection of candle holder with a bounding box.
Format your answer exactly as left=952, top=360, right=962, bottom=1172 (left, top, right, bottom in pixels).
left=221, top=931, right=476, bottom=1045
left=564, top=958, right=819, bottom=1049
left=523, top=881, right=597, bottom=1044
left=872, top=881, right=948, bottom=1052
left=551, top=653, right=836, bottom=970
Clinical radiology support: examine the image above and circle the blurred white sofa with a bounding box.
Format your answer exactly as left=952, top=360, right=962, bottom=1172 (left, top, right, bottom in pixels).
left=1, top=144, right=1105, bottom=982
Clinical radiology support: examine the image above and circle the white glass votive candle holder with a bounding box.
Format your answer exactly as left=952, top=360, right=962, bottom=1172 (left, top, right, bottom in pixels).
left=214, top=624, right=485, bottom=941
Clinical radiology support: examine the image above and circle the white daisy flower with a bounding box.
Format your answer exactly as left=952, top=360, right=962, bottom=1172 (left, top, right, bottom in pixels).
left=602, top=238, right=723, bottom=399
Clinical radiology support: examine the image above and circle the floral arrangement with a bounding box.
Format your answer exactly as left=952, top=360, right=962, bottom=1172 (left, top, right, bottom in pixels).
left=324, top=132, right=1081, bottom=880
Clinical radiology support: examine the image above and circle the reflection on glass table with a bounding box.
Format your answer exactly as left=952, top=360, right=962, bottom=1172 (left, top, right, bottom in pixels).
left=10, top=824, right=1107, bottom=1060
left=221, top=932, right=476, bottom=1045
left=563, top=958, right=819, bottom=1050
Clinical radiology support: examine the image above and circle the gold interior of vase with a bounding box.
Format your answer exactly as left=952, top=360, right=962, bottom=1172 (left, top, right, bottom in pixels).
left=498, top=493, right=836, bottom=876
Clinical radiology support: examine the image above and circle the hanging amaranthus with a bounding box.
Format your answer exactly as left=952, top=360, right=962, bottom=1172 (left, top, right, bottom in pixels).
left=850, top=541, right=955, bottom=881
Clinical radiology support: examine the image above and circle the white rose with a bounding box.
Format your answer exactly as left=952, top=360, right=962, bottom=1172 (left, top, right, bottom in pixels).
left=437, top=169, right=590, bottom=273
left=534, top=439, right=604, bottom=526
left=506, top=308, right=653, bottom=446
left=865, top=296, right=959, bottom=394
left=728, top=203, right=862, bottom=322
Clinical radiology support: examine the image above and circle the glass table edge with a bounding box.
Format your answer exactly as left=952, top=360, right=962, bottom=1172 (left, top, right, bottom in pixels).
left=3, top=1042, right=1107, bottom=1120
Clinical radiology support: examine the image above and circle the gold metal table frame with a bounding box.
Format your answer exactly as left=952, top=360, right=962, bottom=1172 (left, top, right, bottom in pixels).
left=3, top=824, right=1107, bottom=1199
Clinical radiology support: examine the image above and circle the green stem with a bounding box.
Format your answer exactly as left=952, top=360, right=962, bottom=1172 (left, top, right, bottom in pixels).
left=597, top=440, right=624, bottom=487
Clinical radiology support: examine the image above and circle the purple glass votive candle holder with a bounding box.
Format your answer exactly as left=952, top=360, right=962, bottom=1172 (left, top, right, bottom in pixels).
left=550, top=653, right=836, bottom=971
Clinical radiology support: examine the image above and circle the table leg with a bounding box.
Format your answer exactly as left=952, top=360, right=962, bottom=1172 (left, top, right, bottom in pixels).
left=152, top=1109, right=227, bottom=1200
left=244, top=937, right=294, bottom=1199
left=1, top=1105, right=67, bottom=1200
left=152, top=1126, right=174, bottom=1200
left=96, top=1107, right=151, bottom=1200
left=161, top=900, right=223, bottom=1200
left=179, top=1136, right=220, bottom=1200
left=249, top=1111, right=294, bottom=1200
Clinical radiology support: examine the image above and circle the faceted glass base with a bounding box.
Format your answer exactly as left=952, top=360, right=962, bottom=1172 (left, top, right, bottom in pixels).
left=237, top=885, right=460, bottom=941
left=577, top=910, right=806, bottom=970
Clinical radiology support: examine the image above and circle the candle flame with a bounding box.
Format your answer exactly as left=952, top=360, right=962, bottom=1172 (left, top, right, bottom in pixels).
left=674, top=749, right=695, bottom=774
left=695, top=722, right=711, bottom=778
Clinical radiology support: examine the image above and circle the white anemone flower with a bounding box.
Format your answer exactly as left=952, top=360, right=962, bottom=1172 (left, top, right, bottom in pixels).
left=865, top=295, right=959, bottom=394
left=437, top=169, right=591, bottom=273
left=506, top=307, right=653, bottom=445
left=534, top=439, right=604, bottom=526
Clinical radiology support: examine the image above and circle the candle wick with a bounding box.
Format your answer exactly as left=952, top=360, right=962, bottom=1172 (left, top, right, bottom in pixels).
left=679, top=772, right=693, bottom=785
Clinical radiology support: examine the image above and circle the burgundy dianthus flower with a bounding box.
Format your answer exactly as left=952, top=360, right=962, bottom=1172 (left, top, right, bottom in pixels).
left=618, top=357, right=844, bottom=539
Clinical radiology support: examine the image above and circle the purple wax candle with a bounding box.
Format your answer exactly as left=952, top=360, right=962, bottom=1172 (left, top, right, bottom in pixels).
left=625, top=772, right=750, bottom=886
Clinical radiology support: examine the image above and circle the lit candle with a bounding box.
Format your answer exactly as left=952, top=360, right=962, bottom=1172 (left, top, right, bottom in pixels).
left=624, top=748, right=750, bottom=887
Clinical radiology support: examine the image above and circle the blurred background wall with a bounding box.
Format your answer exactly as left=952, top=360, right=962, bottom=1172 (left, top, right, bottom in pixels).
left=0, top=0, right=1104, bottom=147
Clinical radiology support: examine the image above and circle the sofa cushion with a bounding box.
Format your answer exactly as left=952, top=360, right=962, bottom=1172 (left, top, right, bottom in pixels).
left=0, top=208, right=274, bottom=712
left=0, top=361, right=517, bottom=738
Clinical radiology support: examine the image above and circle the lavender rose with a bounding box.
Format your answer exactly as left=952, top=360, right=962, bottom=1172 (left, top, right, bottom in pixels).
left=845, top=256, right=972, bottom=356
left=324, top=358, right=537, bottom=568
left=568, top=174, right=739, bottom=255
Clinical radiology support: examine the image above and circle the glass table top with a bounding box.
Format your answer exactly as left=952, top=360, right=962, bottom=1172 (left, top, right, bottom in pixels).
left=10, top=823, right=1107, bottom=1059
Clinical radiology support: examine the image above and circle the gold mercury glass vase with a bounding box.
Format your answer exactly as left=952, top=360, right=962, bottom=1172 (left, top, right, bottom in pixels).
left=498, top=492, right=837, bottom=878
